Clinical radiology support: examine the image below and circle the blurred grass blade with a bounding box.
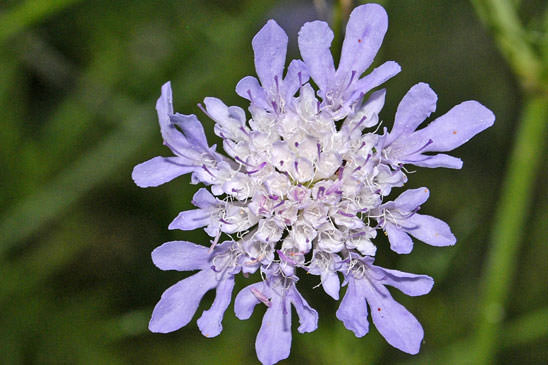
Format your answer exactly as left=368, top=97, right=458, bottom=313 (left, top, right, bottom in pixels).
left=400, top=306, right=548, bottom=365
left=470, top=0, right=542, bottom=91
left=0, top=0, right=84, bottom=44
left=0, top=101, right=154, bottom=256
left=474, top=96, right=548, bottom=363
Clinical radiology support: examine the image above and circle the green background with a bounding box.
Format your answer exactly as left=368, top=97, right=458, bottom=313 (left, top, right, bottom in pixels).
left=1, top=0, right=547, bottom=363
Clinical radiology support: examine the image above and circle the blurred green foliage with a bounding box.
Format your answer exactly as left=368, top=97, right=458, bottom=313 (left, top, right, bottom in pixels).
left=0, top=0, right=547, bottom=364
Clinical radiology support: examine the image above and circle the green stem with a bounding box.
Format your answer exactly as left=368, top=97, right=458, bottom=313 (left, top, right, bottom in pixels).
left=474, top=95, right=548, bottom=363
left=470, top=0, right=544, bottom=93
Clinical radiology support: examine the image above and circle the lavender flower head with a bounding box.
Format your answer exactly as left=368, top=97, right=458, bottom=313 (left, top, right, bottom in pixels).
left=132, top=3, right=494, bottom=364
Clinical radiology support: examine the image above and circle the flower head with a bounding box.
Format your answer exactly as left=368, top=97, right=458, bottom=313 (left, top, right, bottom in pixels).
left=133, top=4, right=494, bottom=364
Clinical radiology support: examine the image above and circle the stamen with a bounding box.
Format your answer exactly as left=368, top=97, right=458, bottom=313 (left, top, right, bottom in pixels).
left=197, top=103, right=213, bottom=120
left=201, top=164, right=215, bottom=177
left=251, top=287, right=272, bottom=307
left=208, top=229, right=222, bottom=253
left=277, top=250, right=297, bottom=266
left=337, top=210, right=355, bottom=218
left=247, top=161, right=267, bottom=175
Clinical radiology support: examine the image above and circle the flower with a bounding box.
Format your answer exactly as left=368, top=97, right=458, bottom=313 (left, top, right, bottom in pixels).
left=133, top=3, right=494, bottom=364
left=235, top=265, right=318, bottom=365
left=148, top=240, right=245, bottom=337
left=382, top=82, right=495, bottom=169
left=336, top=255, right=433, bottom=354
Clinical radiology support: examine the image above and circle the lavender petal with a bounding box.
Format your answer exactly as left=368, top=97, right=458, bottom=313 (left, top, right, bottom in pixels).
left=132, top=156, right=194, bottom=188
left=197, top=276, right=235, bottom=338
left=151, top=240, right=210, bottom=271
left=149, top=269, right=217, bottom=333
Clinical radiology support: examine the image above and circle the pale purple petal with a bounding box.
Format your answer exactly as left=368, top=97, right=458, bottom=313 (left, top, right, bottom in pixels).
left=415, top=100, right=496, bottom=153
left=151, top=240, right=209, bottom=271
left=256, top=299, right=292, bottom=365
left=169, top=113, right=210, bottom=151
left=337, top=4, right=388, bottom=80
left=385, top=222, right=414, bottom=254
left=336, top=278, right=369, bottom=337
left=235, top=76, right=270, bottom=109
left=149, top=269, right=217, bottom=333
left=298, top=20, right=335, bottom=91
left=282, top=60, right=309, bottom=103
left=191, top=188, right=218, bottom=209
left=387, top=82, right=437, bottom=145
left=372, top=266, right=434, bottom=296
left=406, top=214, right=456, bottom=247
left=234, top=282, right=266, bottom=320
left=156, top=82, right=178, bottom=149
left=288, top=288, right=318, bottom=333
left=132, top=156, right=193, bottom=188
left=203, top=97, right=246, bottom=129
left=409, top=154, right=463, bottom=169
left=393, top=187, right=430, bottom=211
left=197, top=277, right=235, bottom=338
left=168, top=208, right=212, bottom=231
left=348, top=61, right=401, bottom=104
left=363, top=280, right=424, bottom=354
left=321, top=271, right=340, bottom=300
left=252, top=20, right=288, bottom=91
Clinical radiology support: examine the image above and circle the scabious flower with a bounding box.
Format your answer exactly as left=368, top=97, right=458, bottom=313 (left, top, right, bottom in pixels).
left=132, top=3, right=494, bottom=364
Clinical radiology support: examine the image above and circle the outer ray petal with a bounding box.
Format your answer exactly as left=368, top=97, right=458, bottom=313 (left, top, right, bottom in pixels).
left=298, top=20, right=335, bottom=91
left=336, top=278, right=369, bottom=337
left=252, top=20, right=288, bottom=91
left=132, top=156, right=193, bottom=188
left=151, top=240, right=209, bottom=271
left=197, top=277, right=236, bottom=338
left=337, top=4, right=389, bottom=80
left=363, top=279, right=424, bottom=354
left=149, top=269, right=217, bottom=333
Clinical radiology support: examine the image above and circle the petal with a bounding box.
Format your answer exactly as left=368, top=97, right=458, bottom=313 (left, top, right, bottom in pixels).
left=350, top=61, right=401, bottom=103
left=191, top=188, right=219, bottom=209
left=169, top=113, right=210, bottom=151
left=337, top=4, right=388, bottom=80
left=372, top=265, right=434, bottom=296
left=289, top=287, right=318, bottom=333
left=197, top=276, right=235, bottom=338
left=203, top=97, right=246, bottom=138
left=346, top=61, right=400, bottom=107
left=151, top=240, right=209, bottom=271
left=363, top=280, right=424, bottom=354
left=281, top=59, right=309, bottom=103
left=393, top=187, right=430, bottom=211
left=387, top=82, right=437, bottom=145
left=235, top=76, right=270, bottom=109
left=408, top=153, right=463, bottom=169
left=385, top=222, right=414, bottom=254
left=149, top=269, right=217, bottom=333
left=168, top=208, right=212, bottom=231
left=253, top=20, right=288, bottom=91
left=298, top=20, right=335, bottom=91
left=132, top=156, right=193, bottom=188
left=415, top=100, right=496, bottom=153
left=234, top=282, right=266, bottom=320
left=156, top=82, right=178, bottom=148
left=256, top=299, right=292, bottom=365
left=321, top=270, right=340, bottom=300
left=336, top=278, right=369, bottom=337
left=406, top=214, right=456, bottom=247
